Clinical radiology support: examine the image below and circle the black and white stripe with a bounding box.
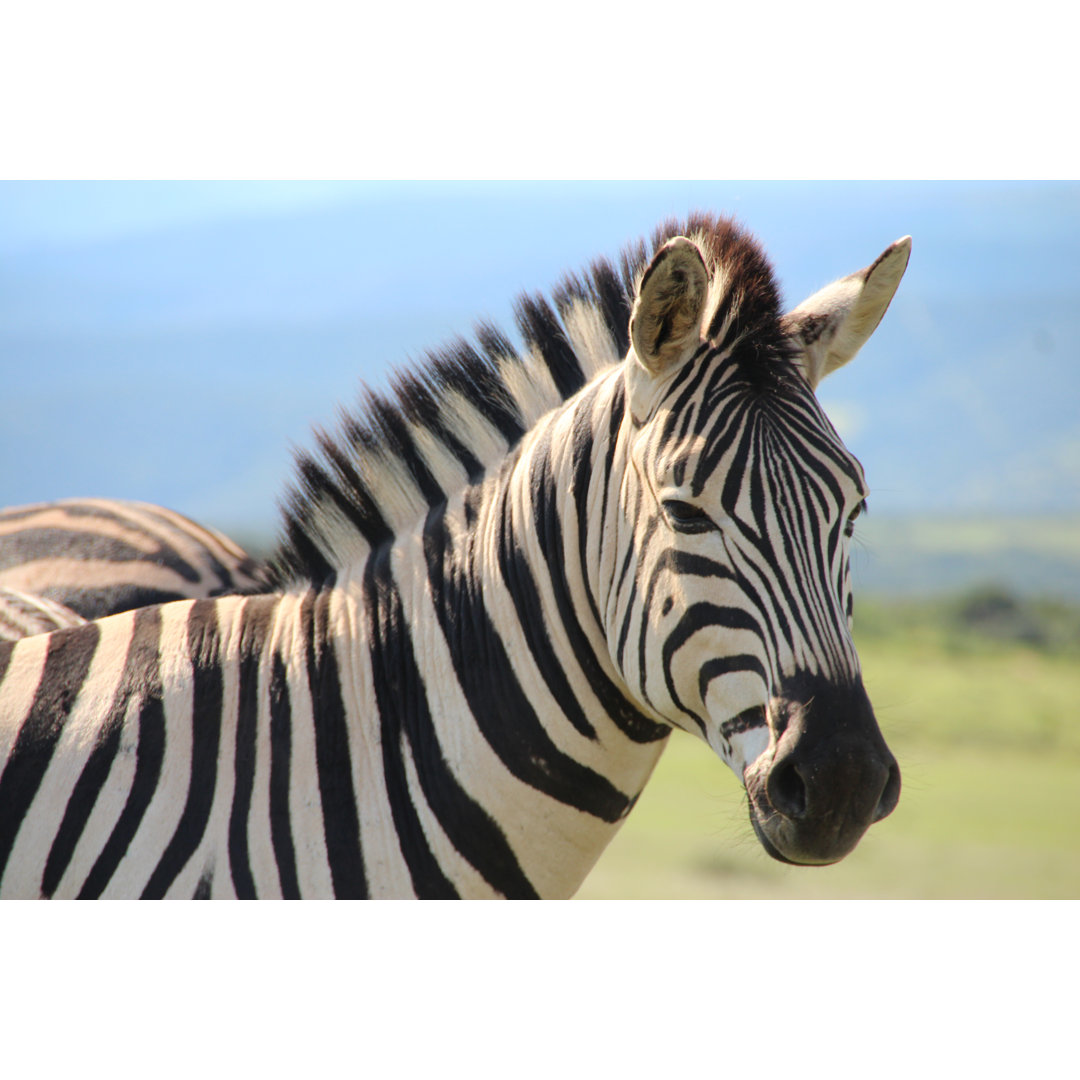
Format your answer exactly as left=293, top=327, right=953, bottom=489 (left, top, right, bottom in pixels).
left=0, top=214, right=910, bottom=897
left=0, top=498, right=265, bottom=622
left=0, top=587, right=86, bottom=641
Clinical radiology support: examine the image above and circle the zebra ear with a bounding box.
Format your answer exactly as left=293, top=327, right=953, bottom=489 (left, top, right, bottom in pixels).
left=782, top=236, right=911, bottom=390
left=630, top=237, right=709, bottom=377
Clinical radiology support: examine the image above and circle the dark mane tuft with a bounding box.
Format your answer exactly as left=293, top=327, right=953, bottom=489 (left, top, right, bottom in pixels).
left=651, top=212, right=796, bottom=392
left=264, top=214, right=791, bottom=588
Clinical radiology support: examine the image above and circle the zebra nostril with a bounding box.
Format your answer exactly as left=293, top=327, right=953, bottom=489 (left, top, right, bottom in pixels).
left=767, top=760, right=808, bottom=820
left=874, top=762, right=902, bottom=822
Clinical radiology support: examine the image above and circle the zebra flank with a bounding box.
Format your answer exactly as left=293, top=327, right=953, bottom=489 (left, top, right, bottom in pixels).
left=0, top=214, right=910, bottom=898
left=0, top=498, right=265, bottom=622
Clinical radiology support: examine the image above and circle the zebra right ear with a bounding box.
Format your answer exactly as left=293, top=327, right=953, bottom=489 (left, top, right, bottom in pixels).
left=629, top=237, right=709, bottom=377
left=782, top=236, right=911, bottom=391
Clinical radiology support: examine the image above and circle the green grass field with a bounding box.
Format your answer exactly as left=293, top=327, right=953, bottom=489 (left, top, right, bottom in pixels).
left=577, top=592, right=1080, bottom=899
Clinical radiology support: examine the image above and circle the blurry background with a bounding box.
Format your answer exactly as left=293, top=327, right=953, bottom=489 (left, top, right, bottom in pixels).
left=2, top=179, right=1077, bottom=896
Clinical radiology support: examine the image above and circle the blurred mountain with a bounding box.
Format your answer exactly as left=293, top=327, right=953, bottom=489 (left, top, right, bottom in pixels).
left=1, top=182, right=1077, bottom=552
left=852, top=516, right=1080, bottom=600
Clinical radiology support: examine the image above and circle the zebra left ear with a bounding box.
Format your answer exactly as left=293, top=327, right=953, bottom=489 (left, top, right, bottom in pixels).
left=630, top=237, right=709, bottom=377
left=782, top=236, right=911, bottom=390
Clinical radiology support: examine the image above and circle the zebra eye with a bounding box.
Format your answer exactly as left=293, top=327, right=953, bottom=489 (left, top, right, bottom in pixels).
left=661, top=500, right=716, bottom=534
left=843, top=499, right=867, bottom=539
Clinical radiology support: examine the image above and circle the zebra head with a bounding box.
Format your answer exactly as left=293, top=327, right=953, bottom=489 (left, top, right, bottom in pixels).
left=612, top=224, right=909, bottom=865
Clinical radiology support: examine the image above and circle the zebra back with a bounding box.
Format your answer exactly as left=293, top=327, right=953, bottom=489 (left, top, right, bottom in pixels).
left=0, top=587, right=87, bottom=641
left=0, top=498, right=265, bottom=621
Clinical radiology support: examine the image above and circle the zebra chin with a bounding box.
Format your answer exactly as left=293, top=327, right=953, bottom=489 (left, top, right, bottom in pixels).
left=740, top=675, right=902, bottom=866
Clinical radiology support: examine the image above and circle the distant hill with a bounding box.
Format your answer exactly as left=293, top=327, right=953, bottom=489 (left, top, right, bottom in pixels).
left=852, top=515, right=1080, bottom=600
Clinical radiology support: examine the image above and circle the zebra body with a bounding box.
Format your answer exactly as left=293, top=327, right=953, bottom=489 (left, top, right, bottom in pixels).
left=0, top=498, right=264, bottom=621
left=0, top=586, right=661, bottom=899
left=0, top=215, right=910, bottom=898
left=0, top=588, right=87, bottom=641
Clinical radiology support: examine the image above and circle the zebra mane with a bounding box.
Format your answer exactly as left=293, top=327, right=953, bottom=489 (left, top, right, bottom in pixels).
left=265, top=212, right=786, bottom=587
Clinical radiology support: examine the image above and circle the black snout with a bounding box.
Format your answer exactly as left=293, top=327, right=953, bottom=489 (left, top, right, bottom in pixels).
left=746, top=673, right=900, bottom=865
left=766, top=759, right=808, bottom=819
left=766, top=747, right=900, bottom=825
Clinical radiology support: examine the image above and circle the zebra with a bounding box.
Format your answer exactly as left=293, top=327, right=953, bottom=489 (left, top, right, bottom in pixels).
left=0, top=587, right=86, bottom=642
left=0, top=213, right=909, bottom=899
left=0, top=498, right=266, bottom=624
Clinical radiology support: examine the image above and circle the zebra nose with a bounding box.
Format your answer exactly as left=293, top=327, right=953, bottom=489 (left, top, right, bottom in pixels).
left=766, top=759, right=808, bottom=819
left=874, top=760, right=902, bottom=822
left=765, top=750, right=900, bottom=825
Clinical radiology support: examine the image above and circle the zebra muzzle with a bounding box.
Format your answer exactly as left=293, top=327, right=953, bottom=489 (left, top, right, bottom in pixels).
left=742, top=674, right=901, bottom=866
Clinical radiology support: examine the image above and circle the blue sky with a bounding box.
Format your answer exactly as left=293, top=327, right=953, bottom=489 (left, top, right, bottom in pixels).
left=1, top=180, right=1077, bottom=540
left=0, top=181, right=381, bottom=255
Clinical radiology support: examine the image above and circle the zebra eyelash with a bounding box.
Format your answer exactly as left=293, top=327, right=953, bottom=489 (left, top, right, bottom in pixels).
left=843, top=498, right=868, bottom=539
left=661, top=499, right=718, bottom=535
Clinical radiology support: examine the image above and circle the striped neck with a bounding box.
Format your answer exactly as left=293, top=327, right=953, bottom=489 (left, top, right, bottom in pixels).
left=325, top=367, right=669, bottom=897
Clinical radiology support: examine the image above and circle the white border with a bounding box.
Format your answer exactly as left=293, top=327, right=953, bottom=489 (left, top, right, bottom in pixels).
left=2, top=1, right=1076, bottom=178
